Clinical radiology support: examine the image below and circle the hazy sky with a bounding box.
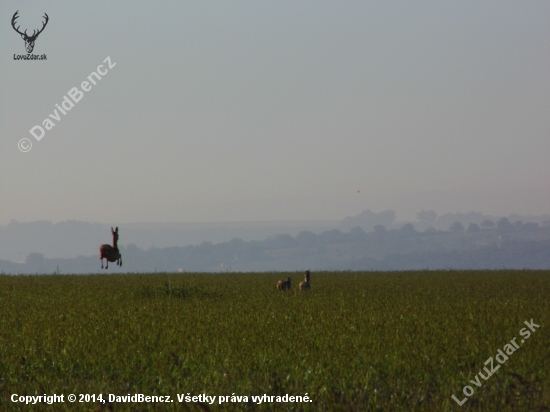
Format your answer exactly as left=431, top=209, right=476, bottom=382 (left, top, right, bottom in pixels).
left=1, top=1, right=549, bottom=224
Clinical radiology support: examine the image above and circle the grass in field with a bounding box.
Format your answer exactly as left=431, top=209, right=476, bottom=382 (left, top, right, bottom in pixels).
left=0, top=271, right=548, bottom=411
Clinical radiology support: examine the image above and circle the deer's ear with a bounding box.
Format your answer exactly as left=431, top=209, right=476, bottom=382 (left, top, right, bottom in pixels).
left=111, top=227, right=114, bottom=233
left=115, top=227, right=118, bottom=233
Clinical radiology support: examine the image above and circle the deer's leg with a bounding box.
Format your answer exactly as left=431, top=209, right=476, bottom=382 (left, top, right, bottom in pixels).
left=101, top=258, right=104, bottom=269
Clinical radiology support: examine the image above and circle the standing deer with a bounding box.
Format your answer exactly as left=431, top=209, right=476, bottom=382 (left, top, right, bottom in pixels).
left=299, top=270, right=311, bottom=291
left=99, top=227, right=122, bottom=269
left=11, top=11, right=49, bottom=54
left=277, top=277, right=292, bottom=291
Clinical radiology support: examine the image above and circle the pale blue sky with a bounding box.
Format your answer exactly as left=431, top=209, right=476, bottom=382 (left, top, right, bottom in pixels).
left=1, top=1, right=549, bottom=224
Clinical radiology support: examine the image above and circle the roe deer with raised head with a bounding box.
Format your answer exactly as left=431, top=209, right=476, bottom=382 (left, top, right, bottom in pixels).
left=299, top=270, right=311, bottom=291
left=277, top=277, right=291, bottom=291
left=99, top=227, right=122, bottom=269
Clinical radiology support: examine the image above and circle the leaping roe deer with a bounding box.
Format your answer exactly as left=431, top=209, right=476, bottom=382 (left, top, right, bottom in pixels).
left=277, top=277, right=292, bottom=291
left=99, top=227, right=122, bottom=269
left=299, top=270, right=311, bottom=291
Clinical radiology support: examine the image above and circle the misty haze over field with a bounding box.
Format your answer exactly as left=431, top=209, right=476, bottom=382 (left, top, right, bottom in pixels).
left=2, top=209, right=550, bottom=261
left=2, top=209, right=550, bottom=273
left=1, top=2, right=549, bottom=267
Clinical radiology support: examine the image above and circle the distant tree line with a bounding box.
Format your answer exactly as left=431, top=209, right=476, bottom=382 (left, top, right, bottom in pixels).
left=2, top=219, right=549, bottom=274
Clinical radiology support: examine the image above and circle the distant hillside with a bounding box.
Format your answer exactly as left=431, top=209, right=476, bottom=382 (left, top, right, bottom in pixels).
left=0, top=219, right=337, bottom=261
left=4, top=210, right=549, bottom=262
left=2, top=221, right=550, bottom=274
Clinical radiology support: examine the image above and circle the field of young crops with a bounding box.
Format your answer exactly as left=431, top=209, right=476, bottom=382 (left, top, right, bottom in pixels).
left=0, top=270, right=548, bottom=411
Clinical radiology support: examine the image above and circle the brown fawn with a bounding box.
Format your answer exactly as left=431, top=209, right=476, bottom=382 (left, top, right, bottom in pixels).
left=277, top=277, right=292, bottom=291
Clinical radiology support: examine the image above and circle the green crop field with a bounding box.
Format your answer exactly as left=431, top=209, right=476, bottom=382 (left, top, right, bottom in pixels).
left=0, top=271, right=548, bottom=411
